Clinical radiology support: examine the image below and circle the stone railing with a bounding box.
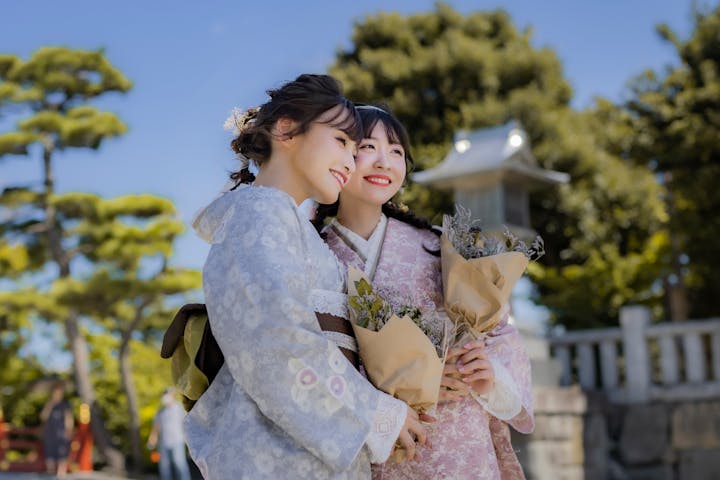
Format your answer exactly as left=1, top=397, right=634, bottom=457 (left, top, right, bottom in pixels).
left=549, top=305, right=720, bottom=403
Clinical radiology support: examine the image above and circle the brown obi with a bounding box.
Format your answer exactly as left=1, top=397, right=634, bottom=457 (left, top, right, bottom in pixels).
left=315, top=312, right=359, bottom=370
left=162, top=304, right=360, bottom=388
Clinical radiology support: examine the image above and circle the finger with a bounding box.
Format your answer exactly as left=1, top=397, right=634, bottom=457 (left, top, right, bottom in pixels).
left=410, top=418, right=427, bottom=446
left=443, top=363, right=461, bottom=376
left=398, top=431, right=416, bottom=461
left=463, top=370, right=495, bottom=383
left=441, top=376, right=469, bottom=392
left=458, top=349, right=488, bottom=365
left=462, top=339, right=485, bottom=351
left=439, top=390, right=467, bottom=403
left=418, top=413, right=436, bottom=423
left=407, top=407, right=419, bottom=420
left=445, top=347, right=466, bottom=363
left=458, top=359, right=491, bottom=374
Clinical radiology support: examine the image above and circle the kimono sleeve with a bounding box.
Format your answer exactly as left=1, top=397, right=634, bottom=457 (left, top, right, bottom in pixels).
left=202, top=197, right=399, bottom=470
left=480, top=322, right=535, bottom=434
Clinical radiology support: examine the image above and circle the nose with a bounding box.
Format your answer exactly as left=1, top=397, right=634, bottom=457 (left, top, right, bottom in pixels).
left=374, top=148, right=391, bottom=169
left=343, top=151, right=355, bottom=175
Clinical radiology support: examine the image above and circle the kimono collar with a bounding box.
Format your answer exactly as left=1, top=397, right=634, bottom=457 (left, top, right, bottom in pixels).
left=330, top=214, right=388, bottom=279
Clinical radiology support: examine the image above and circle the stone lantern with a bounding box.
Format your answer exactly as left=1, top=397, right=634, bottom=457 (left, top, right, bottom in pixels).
left=413, top=120, right=569, bottom=388
left=412, top=120, right=569, bottom=239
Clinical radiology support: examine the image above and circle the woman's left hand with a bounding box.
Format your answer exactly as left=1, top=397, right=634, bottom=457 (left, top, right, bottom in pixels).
left=456, top=339, right=495, bottom=396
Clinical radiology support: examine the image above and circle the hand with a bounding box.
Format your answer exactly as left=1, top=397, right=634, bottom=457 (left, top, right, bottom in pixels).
left=438, top=346, right=471, bottom=403
left=393, top=407, right=429, bottom=462
left=457, top=339, right=495, bottom=395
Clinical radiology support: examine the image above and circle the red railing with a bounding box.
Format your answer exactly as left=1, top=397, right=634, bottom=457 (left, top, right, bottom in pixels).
left=0, top=404, right=92, bottom=473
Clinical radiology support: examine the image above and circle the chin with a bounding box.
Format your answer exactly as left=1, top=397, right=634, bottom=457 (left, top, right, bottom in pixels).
left=369, top=194, right=395, bottom=206
left=316, top=191, right=340, bottom=205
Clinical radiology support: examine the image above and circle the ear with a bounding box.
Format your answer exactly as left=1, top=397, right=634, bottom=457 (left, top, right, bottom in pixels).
left=274, top=117, right=296, bottom=141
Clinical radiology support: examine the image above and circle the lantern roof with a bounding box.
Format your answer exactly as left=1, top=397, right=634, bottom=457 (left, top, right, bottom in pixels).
left=412, top=121, right=569, bottom=189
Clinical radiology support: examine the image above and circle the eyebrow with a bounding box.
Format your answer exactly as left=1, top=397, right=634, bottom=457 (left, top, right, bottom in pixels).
left=335, top=129, right=352, bottom=138
left=364, top=136, right=403, bottom=147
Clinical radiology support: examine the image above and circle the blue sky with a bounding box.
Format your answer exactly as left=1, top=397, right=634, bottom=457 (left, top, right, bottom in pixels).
left=0, top=1, right=702, bottom=365
left=1, top=1, right=696, bottom=271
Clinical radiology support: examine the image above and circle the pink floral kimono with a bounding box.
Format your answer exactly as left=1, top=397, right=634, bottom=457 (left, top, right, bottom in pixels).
left=325, top=215, right=534, bottom=479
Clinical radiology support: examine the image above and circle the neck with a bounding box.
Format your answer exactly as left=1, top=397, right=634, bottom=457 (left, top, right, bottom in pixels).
left=337, top=200, right=383, bottom=240
left=254, top=155, right=305, bottom=205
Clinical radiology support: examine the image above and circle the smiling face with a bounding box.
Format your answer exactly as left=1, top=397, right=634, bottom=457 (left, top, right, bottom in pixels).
left=339, top=121, right=407, bottom=209
left=286, top=105, right=358, bottom=204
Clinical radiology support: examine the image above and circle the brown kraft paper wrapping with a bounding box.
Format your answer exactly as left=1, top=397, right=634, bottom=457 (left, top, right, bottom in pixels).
left=440, top=234, right=528, bottom=344
left=347, top=267, right=444, bottom=413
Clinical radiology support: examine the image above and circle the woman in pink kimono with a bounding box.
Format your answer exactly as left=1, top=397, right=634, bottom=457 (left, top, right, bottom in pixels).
left=315, top=105, right=535, bottom=479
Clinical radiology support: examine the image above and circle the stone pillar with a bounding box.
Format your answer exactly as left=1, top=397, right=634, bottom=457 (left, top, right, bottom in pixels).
left=620, top=306, right=651, bottom=403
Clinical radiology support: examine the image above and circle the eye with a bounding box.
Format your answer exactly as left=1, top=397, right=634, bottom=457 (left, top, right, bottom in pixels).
left=391, top=148, right=404, bottom=156
left=336, top=137, right=347, bottom=146
left=359, top=143, right=375, bottom=150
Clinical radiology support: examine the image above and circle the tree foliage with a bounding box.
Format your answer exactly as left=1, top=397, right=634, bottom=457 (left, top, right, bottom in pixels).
left=331, top=2, right=668, bottom=328
left=598, top=5, right=720, bottom=319
left=0, top=47, right=199, bottom=470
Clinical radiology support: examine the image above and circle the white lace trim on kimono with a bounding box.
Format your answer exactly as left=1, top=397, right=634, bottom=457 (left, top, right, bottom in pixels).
left=367, top=394, right=407, bottom=464
left=470, top=359, right=522, bottom=421
left=309, top=289, right=357, bottom=353
left=322, top=331, right=358, bottom=353
left=309, top=289, right=348, bottom=318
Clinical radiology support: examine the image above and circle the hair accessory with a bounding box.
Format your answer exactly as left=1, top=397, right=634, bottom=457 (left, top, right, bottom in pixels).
left=223, top=106, right=259, bottom=135
left=356, top=105, right=389, bottom=114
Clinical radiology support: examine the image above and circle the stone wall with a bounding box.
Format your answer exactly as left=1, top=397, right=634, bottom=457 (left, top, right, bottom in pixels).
left=512, top=386, right=606, bottom=480
left=511, top=388, right=720, bottom=480
left=611, top=400, right=720, bottom=480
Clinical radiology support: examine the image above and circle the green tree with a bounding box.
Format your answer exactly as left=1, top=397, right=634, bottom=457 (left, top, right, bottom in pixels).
left=331, top=3, right=668, bottom=328
left=51, top=192, right=200, bottom=470
left=0, top=291, right=50, bottom=426
left=85, top=329, right=173, bottom=468
left=0, top=47, right=131, bottom=469
left=0, top=186, right=200, bottom=469
left=602, top=5, right=720, bottom=320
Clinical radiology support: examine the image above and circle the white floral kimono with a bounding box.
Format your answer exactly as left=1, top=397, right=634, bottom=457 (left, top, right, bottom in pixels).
left=184, top=186, right=406, bottom=479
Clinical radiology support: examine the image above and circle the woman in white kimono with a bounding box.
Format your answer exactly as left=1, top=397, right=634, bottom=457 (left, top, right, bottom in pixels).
left=315, top=105, right=534, bottom=479
left=185, top=75, right=427, bottom=479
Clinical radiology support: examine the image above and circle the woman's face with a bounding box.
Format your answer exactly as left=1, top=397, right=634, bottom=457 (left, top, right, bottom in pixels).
left=339, top=121, right=406, bottom=208
left=287, top=105, right=357, bottom=204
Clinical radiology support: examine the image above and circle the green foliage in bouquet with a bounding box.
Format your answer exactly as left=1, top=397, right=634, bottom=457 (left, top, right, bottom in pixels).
left=348, top=278, right=447, bottom=355
left=348, top=278, right=394, bottom=330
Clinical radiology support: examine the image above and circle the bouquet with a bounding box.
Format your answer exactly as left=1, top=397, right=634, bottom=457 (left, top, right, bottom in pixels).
left=346, top=267, right=451, bottom=414
left=441, top=205, right=544, bottom=345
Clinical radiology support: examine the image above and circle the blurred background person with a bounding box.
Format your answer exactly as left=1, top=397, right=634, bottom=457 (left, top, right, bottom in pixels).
left=40, top=381, right=74, bottom=480
left=148, top=387, right=191, bottom=480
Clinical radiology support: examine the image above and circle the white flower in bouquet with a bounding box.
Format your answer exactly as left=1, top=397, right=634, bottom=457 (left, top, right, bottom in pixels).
left=443, top=204, right=545, bottom=261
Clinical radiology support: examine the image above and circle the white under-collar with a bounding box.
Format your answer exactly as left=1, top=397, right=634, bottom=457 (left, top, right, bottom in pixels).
left=331, top=214, right=388, bottom=279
